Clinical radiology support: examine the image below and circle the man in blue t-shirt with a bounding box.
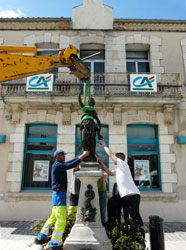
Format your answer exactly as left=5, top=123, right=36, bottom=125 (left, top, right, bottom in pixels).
left=34, top=149, right=89, bottom=250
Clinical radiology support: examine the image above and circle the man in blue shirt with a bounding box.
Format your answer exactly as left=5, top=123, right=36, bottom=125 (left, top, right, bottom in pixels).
left=35, top=149, right=89, bottom=250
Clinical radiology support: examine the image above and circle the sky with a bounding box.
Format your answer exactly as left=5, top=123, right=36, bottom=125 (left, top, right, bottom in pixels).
left=0, top=0, right=186, bottom=20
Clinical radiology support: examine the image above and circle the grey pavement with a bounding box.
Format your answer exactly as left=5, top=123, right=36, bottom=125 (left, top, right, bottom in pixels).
left=1, top=221, right=186, bottom=250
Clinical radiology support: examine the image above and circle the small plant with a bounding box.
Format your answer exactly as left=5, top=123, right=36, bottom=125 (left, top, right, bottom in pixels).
left=105, top=219, right=147, bottom=250
left=30, top=217, right=74, bottom=249
left=30, top=217, right=147, bottom=249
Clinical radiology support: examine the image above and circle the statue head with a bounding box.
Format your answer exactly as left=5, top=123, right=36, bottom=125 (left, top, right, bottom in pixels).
left=88, top=97, right=95, bottom=106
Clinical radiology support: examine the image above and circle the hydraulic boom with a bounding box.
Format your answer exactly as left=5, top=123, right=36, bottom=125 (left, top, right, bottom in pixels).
left=0, top=44, right=90, bottom=82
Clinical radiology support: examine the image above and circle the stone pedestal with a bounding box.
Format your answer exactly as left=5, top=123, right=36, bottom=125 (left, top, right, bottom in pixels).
left=64, top=161, right=112, bottom=250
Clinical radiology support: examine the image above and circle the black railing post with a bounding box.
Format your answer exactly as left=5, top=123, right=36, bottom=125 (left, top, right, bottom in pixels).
left=149, top=216, right=165, bottom=250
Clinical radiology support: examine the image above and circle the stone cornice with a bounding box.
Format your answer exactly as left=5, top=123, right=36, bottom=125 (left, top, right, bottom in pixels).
left=1, top=17, right=186, bottom=32
left=0, top=17, right=72, bottom=30
left=113, top=19, right=186, bottom=32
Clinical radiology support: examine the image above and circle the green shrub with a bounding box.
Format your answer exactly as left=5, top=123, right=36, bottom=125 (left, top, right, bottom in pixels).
left=105, top=219, right=147, bottom=250
left=30, top=217, right=147, bottom=250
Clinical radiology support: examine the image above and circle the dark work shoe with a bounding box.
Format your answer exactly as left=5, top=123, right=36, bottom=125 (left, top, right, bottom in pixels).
left=34, top=237, right=46, bottom=245
left=49, top=247, right=62, bottom=250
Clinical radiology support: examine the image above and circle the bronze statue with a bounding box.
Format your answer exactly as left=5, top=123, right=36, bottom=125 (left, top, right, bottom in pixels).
left=79, top=85, right=102, bottom=162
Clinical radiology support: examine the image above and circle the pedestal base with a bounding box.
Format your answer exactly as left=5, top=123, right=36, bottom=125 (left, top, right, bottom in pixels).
left=64, top=161, right=112, bottom=250
left=64, top=223, right=112, bottom=250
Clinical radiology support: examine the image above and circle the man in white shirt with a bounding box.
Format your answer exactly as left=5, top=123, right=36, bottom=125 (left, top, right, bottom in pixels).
left=99, top=139, right=144, bottom=238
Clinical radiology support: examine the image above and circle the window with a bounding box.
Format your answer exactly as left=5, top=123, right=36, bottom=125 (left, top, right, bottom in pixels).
left=126, top=51, right=150, bottom=73
left=22, top=124, right=57, bottom=189
left=127, top=124, right=161, bottom=190
left=75, top=124, right=109, bottom=189
left=36, top=42, right=59, bottom=79
left=80, top=44, right=105, bottom=93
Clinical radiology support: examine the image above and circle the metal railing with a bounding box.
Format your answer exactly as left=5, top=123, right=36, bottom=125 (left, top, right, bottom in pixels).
left=0, top=72, right=182, bottom=98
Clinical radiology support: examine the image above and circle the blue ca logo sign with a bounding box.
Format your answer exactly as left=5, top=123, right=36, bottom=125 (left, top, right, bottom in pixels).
left=26, top=74, right=54, bottom=92
left=130, top=74, right=157, bottom=92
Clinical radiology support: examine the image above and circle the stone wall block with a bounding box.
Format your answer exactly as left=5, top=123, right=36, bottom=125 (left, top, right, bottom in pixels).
left=159, top=125, right=168, bottom=135
left=159, top=135, right=174, bottom=144
left=44, top=33, right=52, bottom=42
left=141, top=36, right=149, bottom=44
left=152, top=66, right=164, bottom=73
left=9, top=182, right=21, bottom=192
left=6, top=172, right=22, bottom=182
left=161, top=173, right=177, bottom=183
left=156, top=112, right=164, bottom=123
left=10, top=134, right=24, bottom=143
left=8, top=152, right=23, bottom=162
left=115, top=35, right=125, bottom=44
left=59, top=35, right=70, bottom=46
left=20, top=111, right=28, bottom=123
left=181, top=39, right=186, bottom=46
left=134, top=34, right=142, bottom=43
left=162, top=183, right=173, bottom=193
left=109, top=125, right=125, bottom=135
left=46, top=114, right=55, bottom=122
left=51, top=36, right=59, bottom=44
left=151, top=59, right=161, bottom=67
left=150, top=36, right=162, bottom=45
left=37, top=110, right=47, bottom=122
left=159, top=144, right=170, bottom=154
left=24, top=35, right=36, bottom=45
left=28, top=114, right=37, bottom=123
left=151, top=52, right=163, bottom=60
left=57, top=144, right=74, bottom=154
left=9, top=162, right=23, bottom=172
left=36, top=35, right=44, bottom=44
left=61, top=125, right=75, bottom=135
left=161, top=153, right=175, bottom=163
left=161, top=163, right=172, bottom=174
left=14, top=143, right=24, bottom=153
left=109, top=144, right=126, bottom=153
left=0, top=37, right=4, bottom=44
left=55, top=112, right=62, bottom=124
left=126, top=36, right=134, bottom=44
left=109, top=135, right=126, bottom=144
left=60, top=134, right=75, bottom=143
left=15, top=125, right=25, bottom=133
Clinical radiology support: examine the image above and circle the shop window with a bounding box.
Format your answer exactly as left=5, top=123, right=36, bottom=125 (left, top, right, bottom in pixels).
left=75, top=124, right=109, bottom=189
left=22, top=124, right=57, bottom=190
left=127, top=124, right=161, bottom=190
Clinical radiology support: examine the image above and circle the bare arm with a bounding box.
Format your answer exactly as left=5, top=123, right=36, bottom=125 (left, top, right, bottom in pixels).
left=97, top=158, right=114, bottom=176
left=99, top=139, right=117, bottom=165
left=78, top=151, right=90, bottom=161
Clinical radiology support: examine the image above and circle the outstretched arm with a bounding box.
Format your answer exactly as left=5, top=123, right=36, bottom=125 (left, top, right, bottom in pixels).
left=96, top=157, right=114, bottom=176
left=100, top=139, right=117, bottom=165
left=78, top=150, right=90, bottom=161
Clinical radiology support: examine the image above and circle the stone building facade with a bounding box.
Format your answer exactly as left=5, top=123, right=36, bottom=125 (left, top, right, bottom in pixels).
left=0, top=0, right=186, bottom=221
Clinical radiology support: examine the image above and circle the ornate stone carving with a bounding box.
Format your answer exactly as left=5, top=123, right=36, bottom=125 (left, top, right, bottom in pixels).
left=81, top=184, right=96, bottom=223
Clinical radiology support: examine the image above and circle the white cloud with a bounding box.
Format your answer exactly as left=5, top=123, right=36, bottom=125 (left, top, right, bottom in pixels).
left=0, top=9, right=26, bottom=18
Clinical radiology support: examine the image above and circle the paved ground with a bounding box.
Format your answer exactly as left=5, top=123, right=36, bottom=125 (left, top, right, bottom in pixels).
left=1, top=221, right=186, bottom=250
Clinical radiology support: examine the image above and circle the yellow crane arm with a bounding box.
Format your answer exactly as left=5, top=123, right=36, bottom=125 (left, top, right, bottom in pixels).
left=0, top=44, right=89, bottom=82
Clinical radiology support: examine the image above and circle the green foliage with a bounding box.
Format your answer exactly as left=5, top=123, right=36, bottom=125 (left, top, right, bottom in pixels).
left=105, top=219, right=146, bottom=250
left=30, top=217, right=147, bottom=250
left=30, top=217, right=74, bottom=248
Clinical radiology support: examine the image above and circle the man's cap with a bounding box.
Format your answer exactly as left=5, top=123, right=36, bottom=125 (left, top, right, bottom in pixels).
left=54, top=150, right=67, bottom=157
